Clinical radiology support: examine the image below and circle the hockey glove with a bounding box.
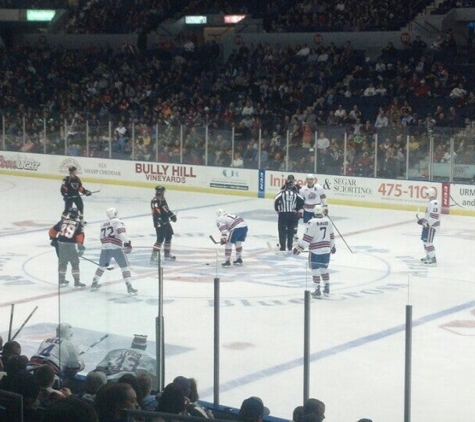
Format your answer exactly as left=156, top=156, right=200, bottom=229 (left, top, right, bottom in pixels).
left=293, top=245, right=304, bottom=255
left=155, top=219, right=162, bottom=228
left=297, top=210, right=303, bottom=219
left=78, top=245, right=86, bottom=257
left=331, top=246, right=336, bottom=254
left=324, top=206, right=329, bottom=215
left=170, top=214, right=177, bottom=223
left=50, top=238, right=58, bottom=248
left=417, top=218, right=428, bottom=228
left=220, top=236, right=228, bottom=245
left=124, top=242, right=132, bottom=254
left=84, top=190, right=92, bottom=196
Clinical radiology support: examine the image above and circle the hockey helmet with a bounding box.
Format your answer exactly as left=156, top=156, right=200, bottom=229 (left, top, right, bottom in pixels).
left=427, top=187, right=437, bottom=199
left=155, top=185, right=165, bottom=195
left=216, top=209, right=225, bottom=217
left=68, top=208, right=80, bottom=220
left=131, top=334, right=147, bottom=350
left=57, top=323, right=73, bottom=340
left=69, top=166, right=77, bottom=173
left=287, top=174, right=295, bottom=182
left=106, top=207, right=118, bottom=218
left=314, top=204, right=324, bottom=217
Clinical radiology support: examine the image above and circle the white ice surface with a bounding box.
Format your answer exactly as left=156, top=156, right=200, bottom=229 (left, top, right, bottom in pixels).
left=1, top=175, right=475, bottom=422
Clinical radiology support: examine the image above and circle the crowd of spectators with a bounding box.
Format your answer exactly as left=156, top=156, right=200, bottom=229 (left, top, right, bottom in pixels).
left=1, top=335, right=377, bottom=422
left=1, top=27, right=475, bottom=180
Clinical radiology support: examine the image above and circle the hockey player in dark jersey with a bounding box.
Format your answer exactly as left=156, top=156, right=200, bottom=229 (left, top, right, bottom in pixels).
left=60, top=166, right=92, bottom=222
left=49, top=208, right=86, bottom=288
left=150, top=186, right=178, bottom=263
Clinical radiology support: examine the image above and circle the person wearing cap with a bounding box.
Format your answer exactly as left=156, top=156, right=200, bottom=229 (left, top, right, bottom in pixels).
left=60, top=166, right=92, bottom=223
left=238, top=396, right=270, bottom=422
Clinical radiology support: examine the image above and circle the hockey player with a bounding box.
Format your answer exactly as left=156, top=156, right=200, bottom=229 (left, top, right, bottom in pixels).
left=150, top=186, right=177, bottom=262
left=274, top=180, right=304, bottom=251
left=29, top=323, right=85, bottom=377
left=216, top=209, right=248, bottom=267
left=91, top=207, right=136, bottom=294
left=418, top=187, right=440, bottom=265
left=293, top=205, right=336, bottom=298
left=299, top=174, right=328, bottom=223
left=60, top=166, right=92, bottom=222
left=95, top=334, right=157, bottom=389
left=49, top=208, right=86, bottom=288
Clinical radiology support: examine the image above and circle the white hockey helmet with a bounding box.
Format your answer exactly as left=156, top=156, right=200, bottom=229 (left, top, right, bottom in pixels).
left=216, top=209, right=225, bottom=217
left=57, top=323, right=73, bottom=340
left=314, top=204, right=324, bottom=217
left=427, top=187, right=437, bottom=199
left=106, top=207, right=118, bottom=218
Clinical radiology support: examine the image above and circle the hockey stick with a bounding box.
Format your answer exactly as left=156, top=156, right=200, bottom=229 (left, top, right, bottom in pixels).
left=11, top=306, right=38, bottom=341
left=326, top=214, right=355, bottom=254
left=81, top=256, right=115, bottom=270
left=79, top=334, right=109, bottom=355
left=89, top=190, right=101, bottom=194
left=209, top=235, right=220, bottom=245
left=8, top=303, right=14, bottom=341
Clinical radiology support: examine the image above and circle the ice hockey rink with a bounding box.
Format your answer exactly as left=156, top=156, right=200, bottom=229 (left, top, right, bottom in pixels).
left=1, top=174, right=475, bottom=422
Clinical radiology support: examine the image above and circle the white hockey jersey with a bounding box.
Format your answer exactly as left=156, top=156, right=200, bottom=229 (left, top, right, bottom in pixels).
left=216, top=213, right=247, bottom=236
left=95, top=348, right=157, bottom=387
left=299, top=184, right=327, bottom=212
left=299, top=216, right=335, bottom=254
left=100, top=217, right=130, bottom=249
left=30, top=337, right=84, bottom=374
left=424, top=199, right=441, bottom=229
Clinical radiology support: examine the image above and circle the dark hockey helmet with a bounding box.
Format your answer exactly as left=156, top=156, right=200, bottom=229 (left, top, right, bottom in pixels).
left=155, top=185, right=165, bottom=195
left=69, top=166, right=77, bottom=173
left=68, top=207, right=80, bottom=219
left=287, top=174, right=295, bottom=182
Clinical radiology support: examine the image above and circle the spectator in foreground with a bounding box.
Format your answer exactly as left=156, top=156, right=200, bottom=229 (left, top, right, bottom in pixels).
left=238, top=396, right=270, bottom=422
left=42, top=396, right=98, bottom=422
left=94, top=383, right=138, bottom=421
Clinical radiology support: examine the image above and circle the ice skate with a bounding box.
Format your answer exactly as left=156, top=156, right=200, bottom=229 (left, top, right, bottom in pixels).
left=420, top=256, right=430, bottom=263
left=311, top=285, right=322, bottom=298
left=74, top=281, right=86, bottom=288
left=127, top=283, right=138, bottom=295
left=233, top=257, right=243, bottom=265
left=323, top=284, right=330, bottom=297
left=221, top=260, right=231, bottom=267
left=164, top=254, right=176, bottom=260
left=59, top=280, right=69, bottom=288
left=423, top=257, right=437, bottom=266
left=91, top=281, right=101, bottom=291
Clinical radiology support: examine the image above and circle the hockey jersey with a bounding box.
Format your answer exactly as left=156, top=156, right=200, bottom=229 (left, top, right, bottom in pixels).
left=100, top=217, right=130, bottom=249
left=216, top=213, right=247, bottom=236
left=424, top=199, right=441, bottom=229
left=300, top=184, right=327, bottom=212
left=30, top=337, right=85, bottom=375
left=95, top=348, right=157, bottom=387
left=299, top=216, right=335, bottom=255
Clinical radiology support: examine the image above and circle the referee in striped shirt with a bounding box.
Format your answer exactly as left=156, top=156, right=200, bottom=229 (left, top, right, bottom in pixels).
left=274, top=180, right=304, bottom=251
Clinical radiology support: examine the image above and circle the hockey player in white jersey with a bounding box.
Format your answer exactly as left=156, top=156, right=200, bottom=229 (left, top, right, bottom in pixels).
left=418, top=187, right=440, bottom=265
left=90, top=208, right=137, bottom=294
left=293, top=205, right=336, bottom=298
left=216, top=209, right=248, bottom=267
left=95, top=334, right=157, bottom=389
left=299, top=174, right=328, bottom=223
left=29, top=323, right=85, bottom=377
